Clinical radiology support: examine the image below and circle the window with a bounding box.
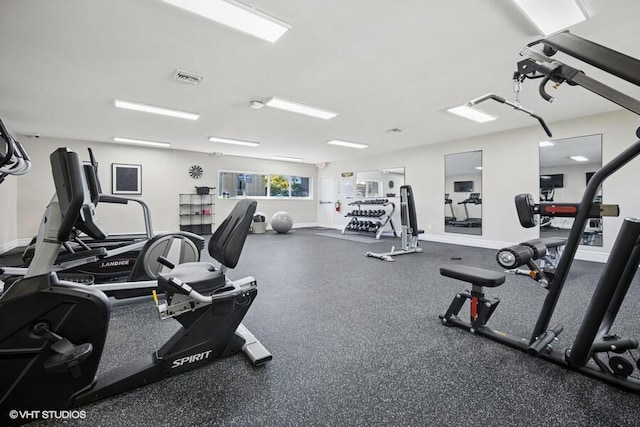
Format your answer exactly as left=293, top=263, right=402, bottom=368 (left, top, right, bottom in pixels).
left=219, top=171, right=311, bottom=199
left=290, top=176, right=310, bottom=197
left=219, top=172, right=267, bottom=198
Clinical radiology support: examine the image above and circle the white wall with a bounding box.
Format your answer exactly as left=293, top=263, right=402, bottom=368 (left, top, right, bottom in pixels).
left=9, top=136, right=318, bottom=245
left=0, top=175, right=18, bottom=251
left=5, top=109, right=639, bottom=263
left=321, top=109, right=640, bottom=261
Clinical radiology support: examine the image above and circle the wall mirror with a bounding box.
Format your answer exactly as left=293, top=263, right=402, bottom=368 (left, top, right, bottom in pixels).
left=355, top=168, right=405, bottom=198
left=445, top=151, right=482, bottom=235
left=539, top=134, right=603, bottom=246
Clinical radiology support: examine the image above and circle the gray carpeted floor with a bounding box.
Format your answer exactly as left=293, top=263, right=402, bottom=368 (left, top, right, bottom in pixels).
left=21, top=228, right=640, bottom=426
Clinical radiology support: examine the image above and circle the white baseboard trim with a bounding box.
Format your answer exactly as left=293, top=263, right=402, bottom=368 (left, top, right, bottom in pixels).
left=291, top=222, right=318, bottom=229
left=0, top=238, right=31, bottom=254
left=422, top=234, right=512, bottom=251
left=574, top=249, right=609, bottom=263
left=421, top=234, right=609, bottom=263
left=0, top=241, right=15, bottom=254
left=260, top=222, right=318, bottom=231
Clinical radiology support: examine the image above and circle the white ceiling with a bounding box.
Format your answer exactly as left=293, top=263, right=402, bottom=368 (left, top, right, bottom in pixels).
left=1, top=0, right=639, bottom=165
left=539, top=133, right=602, bottom=168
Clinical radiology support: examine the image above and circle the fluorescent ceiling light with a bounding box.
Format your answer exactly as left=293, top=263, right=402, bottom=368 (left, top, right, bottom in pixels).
left=539, top=141, right=555, bottom=147
left=513, top=0, right=589, bottom=36
left=265, top=97, right=338, bottom=120
left=113, top=137, right=171, bottom=148
left=474, top=166, right=483, bottom=170
left=272, top=155, right=303, bottom=162
left=161, top=0, right=290, bottom=43
left=327, top=139, right=368, bottom=149
left=570, top=155, right=589, bottom=162
left=208, top=136, right=260, bottom=147
left=114, top=99, right=199, bottom=120
left=447, top=105, right=497, bottom=123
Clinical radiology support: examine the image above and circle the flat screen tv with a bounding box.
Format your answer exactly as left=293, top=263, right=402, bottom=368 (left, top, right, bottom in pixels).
left=454, top=180, right=474, bottom=192
left=540, top=173, right=564, bottom=189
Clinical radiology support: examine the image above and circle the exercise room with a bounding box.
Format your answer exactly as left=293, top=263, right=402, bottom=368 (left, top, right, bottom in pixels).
left=2, top=1, right=640, bottom=425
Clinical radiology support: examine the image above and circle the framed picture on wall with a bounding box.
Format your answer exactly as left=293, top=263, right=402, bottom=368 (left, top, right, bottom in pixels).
left=112, top=163, right=142, bottom=195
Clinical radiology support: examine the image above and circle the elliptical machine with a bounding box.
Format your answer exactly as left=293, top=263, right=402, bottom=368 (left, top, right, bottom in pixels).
left=0, top=148, right=270, bottom=424
left=0, top=117, right=30, bottom=184
left=4, top=148, right=205, bottom=295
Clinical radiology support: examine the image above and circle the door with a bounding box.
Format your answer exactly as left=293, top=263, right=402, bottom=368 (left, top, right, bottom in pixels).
left=318, top=175, right=335, bottom=228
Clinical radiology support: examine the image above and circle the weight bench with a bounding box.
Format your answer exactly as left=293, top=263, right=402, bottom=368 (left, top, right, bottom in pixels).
left=440, top=265, right=505, bottom=331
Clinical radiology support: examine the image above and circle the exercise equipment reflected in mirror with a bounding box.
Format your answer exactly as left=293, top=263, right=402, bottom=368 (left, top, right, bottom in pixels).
left=355, top=167, right=405, bottom=198
left=445, top=151, right=482, bottom=236
left=539, top=134, right=603, bottom=246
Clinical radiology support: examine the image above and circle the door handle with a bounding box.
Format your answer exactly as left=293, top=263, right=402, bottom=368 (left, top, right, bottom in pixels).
left=319, top=201, right=332, bottom=204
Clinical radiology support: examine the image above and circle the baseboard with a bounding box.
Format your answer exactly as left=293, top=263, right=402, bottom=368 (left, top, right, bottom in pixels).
left=422, top=234, right=512, bottom=251
left=291, top=222, right=318, bottom=229
left=421, top=234, right=609, bottom=263
left=574, top=249, right=609, bottom=263
left=259, top=222, right=317, bottom=231
left=0, top=238, right=30, bottom=254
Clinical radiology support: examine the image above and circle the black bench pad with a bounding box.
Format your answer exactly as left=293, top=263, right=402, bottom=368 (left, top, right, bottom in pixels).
left=440, top=265, right=506, bottom=287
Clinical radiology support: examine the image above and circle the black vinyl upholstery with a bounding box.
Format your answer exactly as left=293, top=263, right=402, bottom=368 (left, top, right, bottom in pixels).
left=158, top=262, right=226, bottom=294
left=440, top=265, right=506, bottom=288
left=209, top=199, right=257, bottom=269
left=401, top=185, right=423, bottom=236
left=157, top=199, right=257, bottom=294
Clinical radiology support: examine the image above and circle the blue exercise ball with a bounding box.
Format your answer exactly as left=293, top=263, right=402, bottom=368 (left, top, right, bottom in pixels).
left=271, top=211, right=293, bottom=233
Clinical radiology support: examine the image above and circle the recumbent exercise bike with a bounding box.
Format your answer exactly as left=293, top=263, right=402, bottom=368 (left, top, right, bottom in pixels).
left=0, top=148, right=271, bottom=424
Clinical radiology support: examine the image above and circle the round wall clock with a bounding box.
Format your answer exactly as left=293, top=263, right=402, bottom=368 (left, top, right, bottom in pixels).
left=189, top=165, right=204, bottom=179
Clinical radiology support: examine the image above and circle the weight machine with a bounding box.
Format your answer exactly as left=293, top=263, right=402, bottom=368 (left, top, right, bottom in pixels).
left=439, top=31, right=640, bottom=391
left=365, top=185, right=423, bottom=262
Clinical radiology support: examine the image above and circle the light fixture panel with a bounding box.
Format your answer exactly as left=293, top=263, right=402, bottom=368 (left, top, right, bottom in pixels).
left=114, top=99, right=199, bottom=120
left=208, top=136, right=260, bottom=147
left=513, top=0, right=589, bottom=36
left=161, top=0, right=290, bottom=43
left=265, top=97, right=338, bottom=120
left=569, top=155, right=589, bottom=162
left=113, top=137, right=171, bottom=148
left=327, top=139, right=368, bottom=149
left=272, top=155, right=304, bottom=162
left=446, top=105, right=497, bottom=123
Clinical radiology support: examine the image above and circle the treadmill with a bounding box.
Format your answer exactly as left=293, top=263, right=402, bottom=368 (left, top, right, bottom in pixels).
left=451, top=192, right=482, bottom=227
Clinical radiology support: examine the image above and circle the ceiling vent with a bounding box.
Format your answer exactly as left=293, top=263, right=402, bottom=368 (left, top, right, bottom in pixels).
left=174, top=69, right=204, bottom=85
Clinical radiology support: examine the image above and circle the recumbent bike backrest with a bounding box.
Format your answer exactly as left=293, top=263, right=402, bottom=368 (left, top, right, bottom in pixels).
left=208, top=198, right=257, bottom=269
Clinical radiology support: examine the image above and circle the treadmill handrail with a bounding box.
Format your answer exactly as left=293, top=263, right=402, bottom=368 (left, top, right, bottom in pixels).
left=98, top=194, right=153, bottom=239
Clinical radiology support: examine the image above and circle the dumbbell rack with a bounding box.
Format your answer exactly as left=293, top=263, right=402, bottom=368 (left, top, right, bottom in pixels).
left=342, top=199, right=397, bottom=239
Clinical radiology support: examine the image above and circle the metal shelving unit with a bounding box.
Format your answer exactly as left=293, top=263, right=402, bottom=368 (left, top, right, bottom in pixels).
left=179, top=191, right=215, bottom=235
